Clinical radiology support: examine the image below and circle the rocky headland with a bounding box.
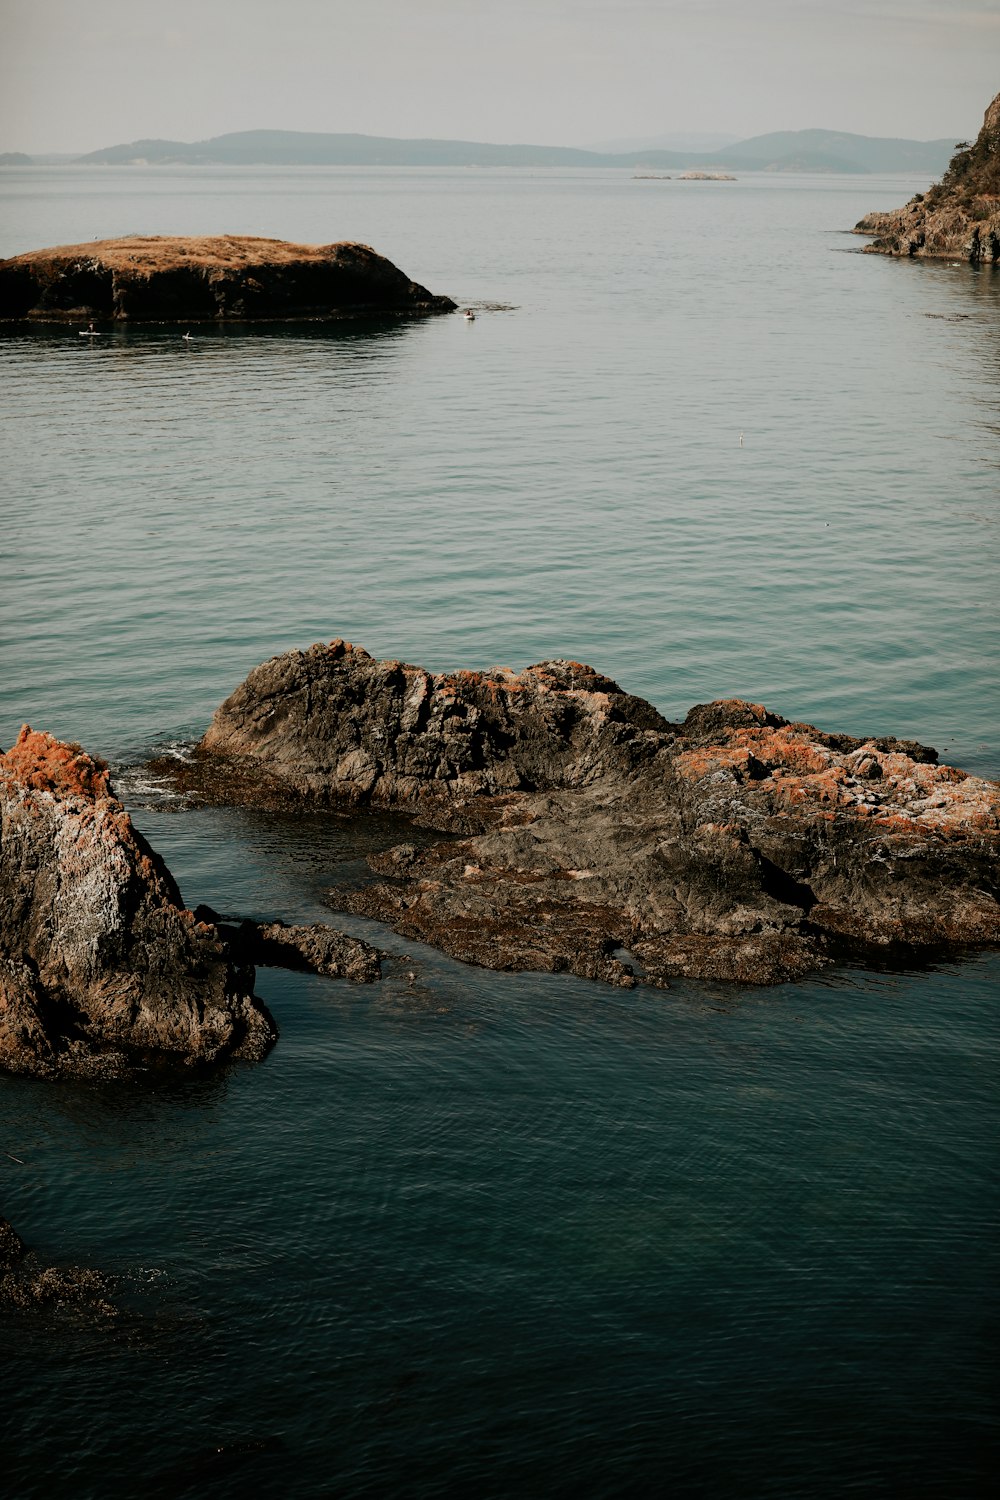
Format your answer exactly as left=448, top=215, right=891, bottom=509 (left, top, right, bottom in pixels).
left=157, top=640, right=1000, bottom=987
left=0, top=235, right=456, bottom=323
left=854, top=92, right=1000, bottom=262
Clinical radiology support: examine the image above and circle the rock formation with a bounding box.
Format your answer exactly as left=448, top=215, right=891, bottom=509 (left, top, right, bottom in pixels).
left=0, top=727, right=276, bottom=1078
left=164, top=641, right=1000, bottom=986
left=0, top=235, right=456, bottom=323
left=854, top=92, right=1000, bottom=262
left=210, top=915, right=381, bottom=983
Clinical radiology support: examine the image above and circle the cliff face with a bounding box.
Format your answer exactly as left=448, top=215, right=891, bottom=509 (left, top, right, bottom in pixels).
left=161, top=641, right=1000, bottom=987
left=0, top=235, right=456, bottom=322
left=855, top=93, right=1000, bottom=261
left=0, top=728, right=276, bottom=1078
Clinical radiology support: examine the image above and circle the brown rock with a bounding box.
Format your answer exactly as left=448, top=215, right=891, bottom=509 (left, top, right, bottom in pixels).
left=226, top=920, right=381, bottom=983
left=0, top=727, right=276, bottom=1078
left=0, top=235, right=456, bottom=323
left=167, top=643, right=1000, bottom=987
left=188, top=638, right=674, bottom=813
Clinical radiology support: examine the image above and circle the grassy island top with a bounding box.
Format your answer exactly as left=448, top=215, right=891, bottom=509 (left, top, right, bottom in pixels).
left=2, top=234, right=375, bottom=270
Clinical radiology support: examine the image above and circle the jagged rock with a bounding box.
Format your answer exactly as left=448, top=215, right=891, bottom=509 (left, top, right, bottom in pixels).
left=178, top=639, right=672, bottom=814
left=854, top=93, right=1000, bottom=261
left=0, top=728, right=276, bottom=1078
left=0, top=235, right=456, bottom=323
left=166, top=642, right=1000, bottom=986
left=225, top=919, right=381, bottom=983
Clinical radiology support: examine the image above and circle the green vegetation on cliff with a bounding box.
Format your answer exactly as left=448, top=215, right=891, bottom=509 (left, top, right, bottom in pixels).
left=854, top=92, right=1000, bottom=262
left=925, top=95, right=1000, bottom=215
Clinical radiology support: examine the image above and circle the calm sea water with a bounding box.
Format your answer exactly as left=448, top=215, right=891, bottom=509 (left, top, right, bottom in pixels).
left=1, top=167, right=998, bottom=1498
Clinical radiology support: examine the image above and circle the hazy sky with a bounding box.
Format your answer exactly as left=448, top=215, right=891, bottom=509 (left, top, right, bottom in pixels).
left=2, top=0, right=997, bottom=153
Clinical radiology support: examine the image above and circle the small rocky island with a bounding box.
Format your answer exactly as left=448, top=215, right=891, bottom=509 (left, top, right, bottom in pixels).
left=158, top=640, right=1000, bottom=987
left=0, top=235, right=456, bottom=323
left=854, top=91, right=1000, bottom=262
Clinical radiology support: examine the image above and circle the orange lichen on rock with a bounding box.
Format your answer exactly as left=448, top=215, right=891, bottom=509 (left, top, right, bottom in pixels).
left=167, top=644, right=1000, bottom=986
left=673, top=719, right=1000, bottom=835
left=1, top=727, right=276, bottom=1078
left=0, top=726, right=110, bottom=801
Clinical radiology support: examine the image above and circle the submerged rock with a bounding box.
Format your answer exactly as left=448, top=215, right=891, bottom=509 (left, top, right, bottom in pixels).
left=0, top=235, right=456, bottom=323
left=0, top=728, right=276, bottom=1078
left=1, top=1213, right=117, bottom=1318
left=0, top=1214, right=26, bottom=1267
left=168, top=642, right=1000, bottom=986
left=854, top=92, right=1000, bottom=262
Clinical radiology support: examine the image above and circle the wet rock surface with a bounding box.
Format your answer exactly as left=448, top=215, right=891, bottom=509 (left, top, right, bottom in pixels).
left=854, top=92, right=1000, bottom=262
left=0, top=235, right=456, bottom=323
left=0, top=728, right=277, bottom=1078
left=170, top=641, right=1000, bottom=986
left=207, top=914, right=382, bottom=983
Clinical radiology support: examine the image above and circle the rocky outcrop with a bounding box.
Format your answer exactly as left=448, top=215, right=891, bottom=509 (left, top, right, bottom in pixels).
left=0, top=235, right=456, bottom=323
left=854, top=93, right=1000, bottom=262
left=185, top=640, right=672, bottom=813
left=166, top=641, right=1000, bottom=986
left=0, top=728, right=277, bottom=1078
left=211, top=916, right=381, bottom=983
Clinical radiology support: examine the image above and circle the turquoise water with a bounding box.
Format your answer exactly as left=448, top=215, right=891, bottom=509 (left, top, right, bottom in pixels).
left=1, top=167, right=998, bottom=1497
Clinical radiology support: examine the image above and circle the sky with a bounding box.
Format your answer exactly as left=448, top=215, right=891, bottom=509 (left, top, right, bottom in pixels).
left=2, top=0, right=997, bottom=154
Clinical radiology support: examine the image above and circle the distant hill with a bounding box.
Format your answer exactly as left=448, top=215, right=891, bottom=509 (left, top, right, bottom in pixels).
left=3, top=127, right=958, bottom=175
left=722, top=129, right=957, bottom=174
left=584, top=131, right=741, bottom=154
left=73, top=131, right=607, bottom=168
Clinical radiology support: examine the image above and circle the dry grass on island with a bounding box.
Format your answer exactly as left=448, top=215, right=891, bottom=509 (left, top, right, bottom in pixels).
left=5, top=234, right=373, bottom=272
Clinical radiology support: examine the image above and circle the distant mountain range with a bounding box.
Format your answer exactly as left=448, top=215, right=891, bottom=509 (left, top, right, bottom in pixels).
left=584, top=131, right=742, bottom=154
left=1, top=127, right=959, bottom=175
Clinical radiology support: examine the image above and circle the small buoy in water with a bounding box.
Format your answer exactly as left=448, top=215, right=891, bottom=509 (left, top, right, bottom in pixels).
left=738, top=431, right=744, bottom=447
left=182, top=330, right=193, bottom=341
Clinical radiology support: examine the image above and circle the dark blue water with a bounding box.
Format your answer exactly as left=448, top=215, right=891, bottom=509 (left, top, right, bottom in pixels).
left=1, top=167, right=998, bottom=1497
